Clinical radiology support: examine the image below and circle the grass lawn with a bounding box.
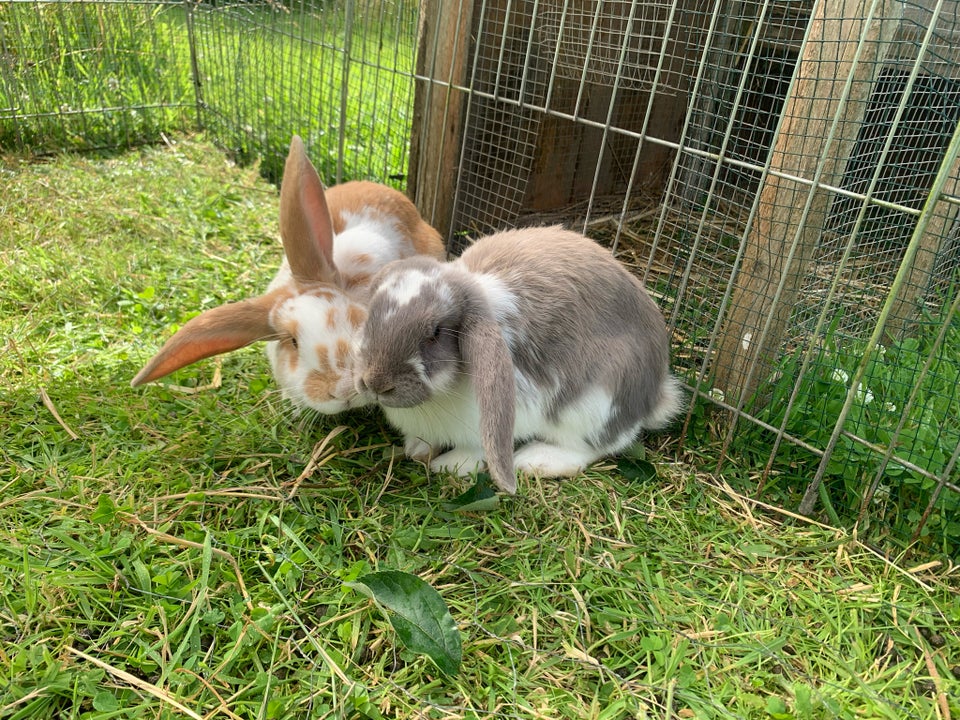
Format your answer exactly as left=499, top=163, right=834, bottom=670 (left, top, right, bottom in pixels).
left=2, top=137, right=958, bottom=719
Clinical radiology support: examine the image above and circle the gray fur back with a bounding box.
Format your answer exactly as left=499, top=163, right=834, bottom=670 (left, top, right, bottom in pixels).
left=458, top=226, right=678, bottom=447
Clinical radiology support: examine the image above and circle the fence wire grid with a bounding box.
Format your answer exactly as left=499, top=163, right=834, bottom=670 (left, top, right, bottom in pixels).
left=435, top=0, right=960, bottom=553
left=1, top=0, right=958, bottom=552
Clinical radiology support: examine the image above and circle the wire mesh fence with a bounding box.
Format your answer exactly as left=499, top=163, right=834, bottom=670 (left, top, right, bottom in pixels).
left=422, top=0, right=960, bottom=554
left=0, top=0, right=419, bottom=185
left=2, top=0, right=958, bottom=552
left=0, top=1, right=194, bottom=152
left=187, top=0, right=420, bottom=184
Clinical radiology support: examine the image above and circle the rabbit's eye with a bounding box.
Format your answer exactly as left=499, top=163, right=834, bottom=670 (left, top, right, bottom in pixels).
left=420, top=325, right=441, bottom=352
left=290, top=336, right=299, bottom=350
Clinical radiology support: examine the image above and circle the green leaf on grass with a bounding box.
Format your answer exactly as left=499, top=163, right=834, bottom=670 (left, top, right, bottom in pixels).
left=623, top=441, right=648, bottom=460
left=93, top=690, right=119, bottom=712
left=443, top=474, right=499, bottom=513
left=347, top=570, right=461, bottom=676
left=793, top=682, right=815, bottom=718
left=616, top=457, right=658, bottom=483
left=765, top=695, right=791, bottom=719
left=90, top=495, right=117, bottom=525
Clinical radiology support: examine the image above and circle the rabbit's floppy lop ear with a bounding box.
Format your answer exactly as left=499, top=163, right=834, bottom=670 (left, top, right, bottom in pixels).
left=280, top=135, right=340, bottom=288
left=130, top=292, right=279, bottom=387
left=461, top=310, right=517, bottom=494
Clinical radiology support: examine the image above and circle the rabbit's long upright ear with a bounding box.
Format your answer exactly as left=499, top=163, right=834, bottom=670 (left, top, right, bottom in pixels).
left=279, top=135, right=339, bottom=287
left=460, top=312, right=517, bottom=494
left=131, top=293, right=278, bottom=387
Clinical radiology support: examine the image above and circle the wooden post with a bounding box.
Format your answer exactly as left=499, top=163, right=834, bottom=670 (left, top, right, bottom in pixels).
left=713, top=0, right=899, bottom=406
left=882, top=147, right=960, bottom=343
left=406, top=0, right=475, bottom=245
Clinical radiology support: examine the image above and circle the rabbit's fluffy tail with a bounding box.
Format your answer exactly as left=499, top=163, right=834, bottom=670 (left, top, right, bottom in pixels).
left=643, top=374, right=686, bottom=430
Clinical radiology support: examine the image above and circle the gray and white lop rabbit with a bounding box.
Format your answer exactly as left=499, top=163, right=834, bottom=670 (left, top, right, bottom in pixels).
left=355, top=226, right=684, bottom=494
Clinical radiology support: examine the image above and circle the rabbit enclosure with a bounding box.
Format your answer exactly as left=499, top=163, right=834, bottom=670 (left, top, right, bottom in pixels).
left=3, top=2, right=960, bottom=553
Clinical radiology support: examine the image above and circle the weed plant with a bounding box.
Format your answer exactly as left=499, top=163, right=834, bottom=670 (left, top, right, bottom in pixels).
left=735, top=307, right=960, bottom=557
left=2, top=139, right=959, bottom=718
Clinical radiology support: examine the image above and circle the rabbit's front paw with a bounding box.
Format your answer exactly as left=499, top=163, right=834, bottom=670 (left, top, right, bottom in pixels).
left=429, top=447, right=486, bottom=477
left=404, top=437, right=436, bottom=463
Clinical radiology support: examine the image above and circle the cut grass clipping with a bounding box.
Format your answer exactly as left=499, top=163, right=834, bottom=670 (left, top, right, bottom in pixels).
left=2, top=136, right=959, bottom=719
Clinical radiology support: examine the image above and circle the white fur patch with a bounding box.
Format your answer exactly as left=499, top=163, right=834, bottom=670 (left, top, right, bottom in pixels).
left=513, top=441, right=592, bottom=478
left=408, top=355, right=430, bottom=384
left=334, top=211, right=407, bottom=274
left=556, top=385, right=617, bottom=447
left=404, top=437, right=435, bottom=462
left=383, top=370, right=618, bottom=482
left=378, top=269, right=434, bottom=309
left=642, top=374, right=685, bottom=430
left=266, top=293, right=366, bottom=414
left=266, top=259, right=293, bottom=293
left=601, top=422, right=644, bottom=457
left=430, top=447, right=486, bottom=476
left=471, top=272, right=522, bottom=345
left=384, top=375, right=481, bottom=453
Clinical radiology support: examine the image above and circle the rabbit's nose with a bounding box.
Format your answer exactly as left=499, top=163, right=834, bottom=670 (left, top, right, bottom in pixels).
left=358, top=371, right=394, bottom=397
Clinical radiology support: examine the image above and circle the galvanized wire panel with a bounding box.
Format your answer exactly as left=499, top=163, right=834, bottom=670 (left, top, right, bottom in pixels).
left=181, top=0, right=421, bottom=186
left=1, top=0, right=421, bottom=188
left=447, top=0, right=548, bottom=244
left=536, top=0, right=683, bottom=93
left=442, top=0, right=960, bottom=549
left=0, top=0, right=194, bottom=153
left=662, top=0, right=960, bottom=546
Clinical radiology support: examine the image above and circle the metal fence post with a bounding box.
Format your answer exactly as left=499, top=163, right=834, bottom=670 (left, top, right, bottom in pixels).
left=184, top=0, right=205, bottom=131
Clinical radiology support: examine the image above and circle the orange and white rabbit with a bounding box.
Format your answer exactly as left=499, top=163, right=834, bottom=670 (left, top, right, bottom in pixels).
left=132, top=135, right=445, bottom=414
